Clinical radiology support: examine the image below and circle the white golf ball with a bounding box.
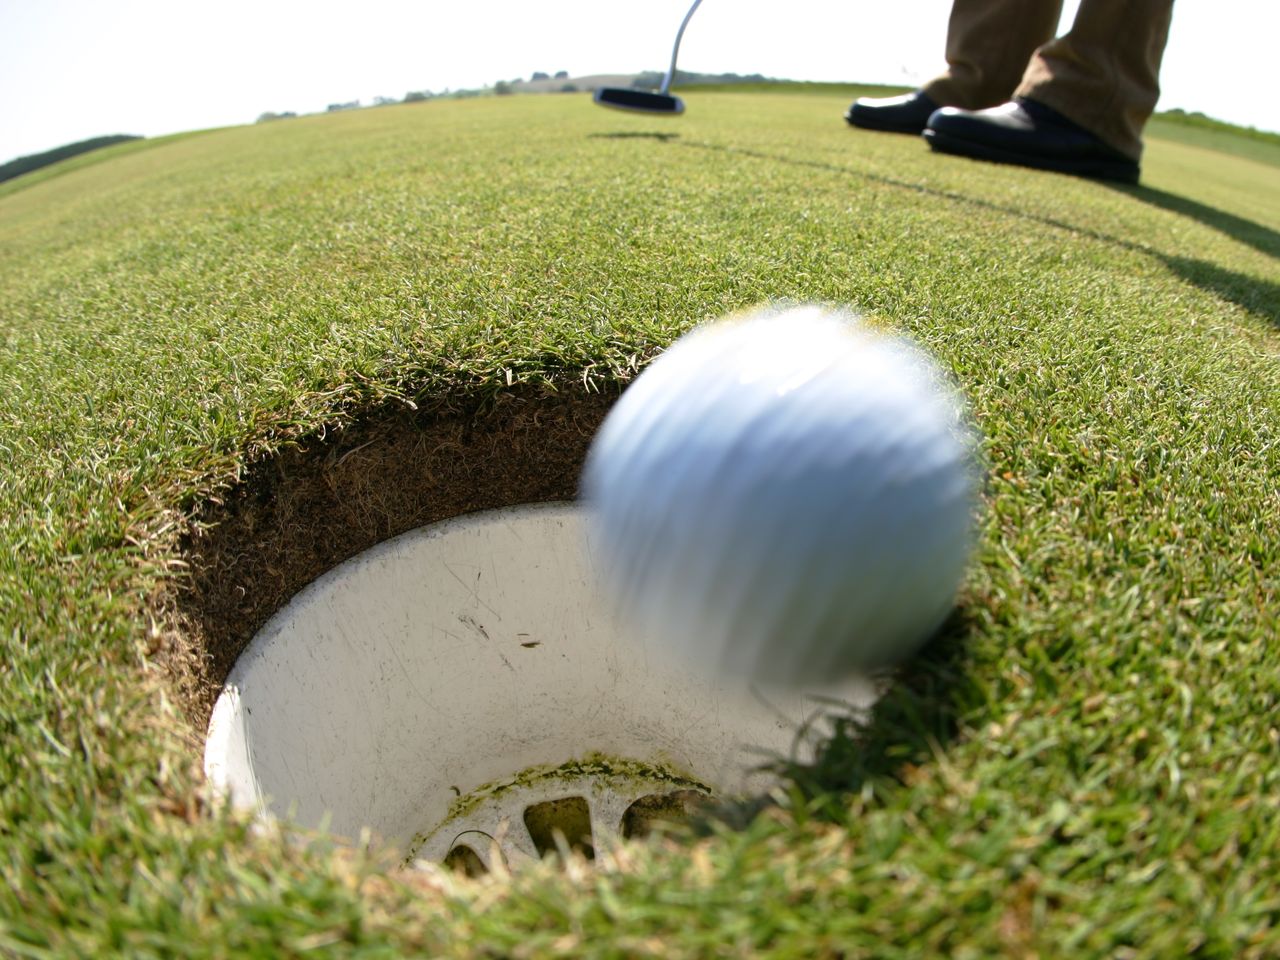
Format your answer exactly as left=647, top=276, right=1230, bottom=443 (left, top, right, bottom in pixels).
left=582, top=304, right=978, bottom=687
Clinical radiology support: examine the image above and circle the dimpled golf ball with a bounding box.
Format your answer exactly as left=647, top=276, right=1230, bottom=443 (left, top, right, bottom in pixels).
left=582, top=304, right=978, bottom=687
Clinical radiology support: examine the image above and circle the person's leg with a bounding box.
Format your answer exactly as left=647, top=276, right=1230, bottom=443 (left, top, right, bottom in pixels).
left=1015, top=0, right=1174, bottom=161
left=847, top=0, right=1062, bottom=133
left=922, top=0, right=1173, bottom=180
left=924, top=0, right=1065, bottom=109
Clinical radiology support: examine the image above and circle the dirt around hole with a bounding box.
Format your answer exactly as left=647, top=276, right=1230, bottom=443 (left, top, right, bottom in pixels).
left=167, top=387, right=618, bottom=732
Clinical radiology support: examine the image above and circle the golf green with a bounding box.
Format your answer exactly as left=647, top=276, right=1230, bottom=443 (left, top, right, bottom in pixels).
left=1, top=89, right=1277, bottom=957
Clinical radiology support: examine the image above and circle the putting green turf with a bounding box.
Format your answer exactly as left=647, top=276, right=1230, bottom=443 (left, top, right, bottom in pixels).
left=1, top=89, right=1278, bottom=957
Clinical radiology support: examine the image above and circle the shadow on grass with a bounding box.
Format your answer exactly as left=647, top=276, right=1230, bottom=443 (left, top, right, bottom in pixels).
left=699, top=608, right=980, bottom=832
left=1155, top=255, right=1280, bottom=327
left=1106, top=183, right=1279, bottom=327
left=769, top=607, right=981, bottom=822
left=1104, top=182, right=1280, bottom=259
left=646, top=137, right=1280, bottom=328
left=589, top=131, right=681, bottom=142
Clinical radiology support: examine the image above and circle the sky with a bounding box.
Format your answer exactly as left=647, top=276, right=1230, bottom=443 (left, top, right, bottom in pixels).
left=2, top=0, right=1277, bottom=165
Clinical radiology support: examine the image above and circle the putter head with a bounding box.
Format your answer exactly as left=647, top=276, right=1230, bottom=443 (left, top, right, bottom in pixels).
left=594, top=87, right=685, bottom=115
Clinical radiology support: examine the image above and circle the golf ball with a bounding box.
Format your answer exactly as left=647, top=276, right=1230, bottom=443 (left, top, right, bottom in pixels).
left=582, top=304, right=978, bottom=687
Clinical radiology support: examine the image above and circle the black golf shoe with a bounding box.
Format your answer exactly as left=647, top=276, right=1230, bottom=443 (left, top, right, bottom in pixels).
left=845, top=91, right=940, bottom=134
left=923, top=97, right=1140, bottom=183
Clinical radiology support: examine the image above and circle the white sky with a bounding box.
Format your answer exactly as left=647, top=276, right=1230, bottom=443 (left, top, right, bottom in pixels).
left=1, top=0, right=1276, bottom=164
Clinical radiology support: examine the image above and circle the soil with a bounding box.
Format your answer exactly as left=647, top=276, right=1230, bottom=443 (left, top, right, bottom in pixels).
left=166, top=386, right=618, bottom=731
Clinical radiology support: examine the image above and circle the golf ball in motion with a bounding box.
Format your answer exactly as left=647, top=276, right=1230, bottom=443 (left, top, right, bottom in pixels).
left=582, top=304, right=978, bottom=687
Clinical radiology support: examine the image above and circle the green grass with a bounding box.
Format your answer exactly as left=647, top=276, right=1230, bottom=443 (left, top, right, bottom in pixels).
left=1156, top=108, right=1280, bottom=144
left=681, top=79, right=1280, bottom=168
left=677, top=81, right=910, bottom=98
left=0, top=129, right=221, bottom=201
left=1146, top=114, right=1280, bottom=169
left=1, top=88, right=1278, bottom=957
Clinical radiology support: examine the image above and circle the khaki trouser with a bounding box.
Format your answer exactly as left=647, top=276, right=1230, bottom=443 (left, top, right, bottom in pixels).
left=922, top=0, right=1174, bottom=161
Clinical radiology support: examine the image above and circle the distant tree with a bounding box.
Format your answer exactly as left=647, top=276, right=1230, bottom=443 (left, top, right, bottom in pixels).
left=256, top=111, right=297, bottom=123
left=629, top=69, right=780, bottom=90
left=531, top=71, right=550, bottom=81
left=373, top=95, right=399, bottom=106
left=493, top=80, right=514, bottom=95
left=403, top=90, right=431, bottom=103
left=560, top=83, right=578, bottom=93
left=554, top=70, right=569, bottom=80
left=327, top=101, right=360, bottom=112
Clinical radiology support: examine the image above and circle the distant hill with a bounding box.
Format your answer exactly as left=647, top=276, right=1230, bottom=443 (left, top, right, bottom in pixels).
left=1147, top=108, right=1280, bottom=168
left=512, top=74, right=638, bottom=94
left=1, top=135, right=143, bottom=184
left=511, top=70, right=793, bottom=94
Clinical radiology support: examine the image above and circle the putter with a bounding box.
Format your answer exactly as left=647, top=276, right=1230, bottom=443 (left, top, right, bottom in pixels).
left=594, top=0, right=703, bottom=115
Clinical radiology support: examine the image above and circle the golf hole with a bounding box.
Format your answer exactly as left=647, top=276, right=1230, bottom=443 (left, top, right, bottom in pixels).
left=203, top=502, right=876, bottom=872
